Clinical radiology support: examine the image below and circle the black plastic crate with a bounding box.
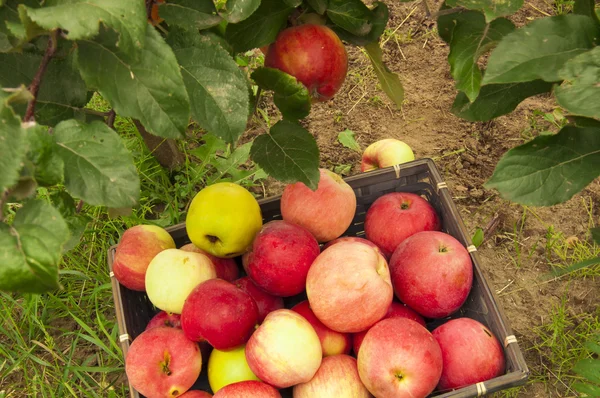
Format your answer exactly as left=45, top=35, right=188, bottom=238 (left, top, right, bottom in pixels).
left=108, top=158, right=529, bottom=398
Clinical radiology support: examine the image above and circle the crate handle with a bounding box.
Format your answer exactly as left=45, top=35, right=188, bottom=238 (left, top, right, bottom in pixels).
left=119, top=334, right=131, bottom=343
left=467, top=245, right=477, bottom=253
left=109, top=271, right=115, bottom=278
left=436, top=182, right=448, bottom=192
left=504, top=335, right=518, bottom=347
left=393, top=164, right=401, bottom=179
left=476, top=382, right=487, bottom=396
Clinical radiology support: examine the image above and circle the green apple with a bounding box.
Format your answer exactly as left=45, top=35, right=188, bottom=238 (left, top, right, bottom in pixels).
left=186, top=183, right=263, bottom=258
left=208, top=344, right=260, bottom=393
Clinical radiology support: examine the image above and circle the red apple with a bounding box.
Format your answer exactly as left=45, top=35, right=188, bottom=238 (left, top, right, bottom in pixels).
left=265, top=24, right=348, bottom=102
left=181, top=279, right=259, bottom=350
left=364, top=192, right=441, bottom=258
left=360, top=139, right=415, bottom=172
left=179, top=391, right=213, bottom=397
left=306, top=240, right=393, bottom=333
left=322, top=236, right=387, bottom=260
left=125, top=327, right=202, bottom=398
left=358, top=317, right=442, bottom=398
left=433, top=318, right=505, bottom=390
left=213, top=381, right=281, bottom=398
left=146, top=311, right=182, bottom=330
left=281, top=168, right=356, bottom=243
left=390, top=231, right=473, bottom=319
left=243, top=220, right=320, bottom=297
left=180, top=243, right=239, bottom=282
left=233, top=277, right=284, bottom=323
left=293, top=354, right=372, bottom=398
left=112, top=225, right=175, bottom=291
left=291, top=300, right=352, bottom=357
left=353, top=301, right=426, bottom=356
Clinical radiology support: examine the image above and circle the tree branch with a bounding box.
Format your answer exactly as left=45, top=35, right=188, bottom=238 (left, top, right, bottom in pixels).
left=146, top=0, right=155, bottom=19
left=24, top=31, right=58, bottom=122
left=106, top=110, right=116, bottom=129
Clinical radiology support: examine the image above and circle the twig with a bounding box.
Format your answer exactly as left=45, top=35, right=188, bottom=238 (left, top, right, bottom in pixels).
left=106, top=110, right=116, bottom=129
left=76, top=200, right=84, bottom=214
left=24, top=31, right=58, bottom=122
left=146, top=0, right=155, bottom=19
left=254, top=87, right=263, bottom=114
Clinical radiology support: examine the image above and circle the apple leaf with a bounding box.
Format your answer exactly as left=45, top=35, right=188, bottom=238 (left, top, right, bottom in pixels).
left=445, top=0, right=524, bottom=22
left=327, top=0, right=373, bottom=37
left=223, top=0, right=262, bottom=23
left=284, top=0, right=303, bottom=7
left=364, top=42, right=404, bottom=108
left=26, top=124, right=64, bottom=187
left=555, top=47, right=600, bottom=120
left=53, top=119, right=140, bottom=208
left=591, top=227, right=600, bottom=245
left=307, top=0, right=328, bottom=15
left=76, top=25, right=190, bottom=139
left=331, top=1, right=388, bottom=46
left=482, top=15, right=598, bottom=84
left=160, top=0, right=222, bottom=30
left=574, top=0, right=600, bottom=25
left=485, top=125, right=600, bottom=206
left=208, top=141, right=254, bottom=184
left=49, top=191, right=92, bottom=253
left=0, top=199, right=70, bottom=293
left=0, top=86, right=30, bottom=193
left=472, top=228, right=484, bottom=247
left=251, top=67, right=311, bottom=120
left=250, top=120, right=320, bottom=190
left=437, top=6, right=475, bottom=44
left=338, top=129, right=361, bottom=152
left=189, top=133, right=228, bottom=164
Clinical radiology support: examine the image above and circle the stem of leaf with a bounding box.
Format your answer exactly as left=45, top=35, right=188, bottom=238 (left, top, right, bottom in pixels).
left=106, top=110, right=116, bottom=129
left=146, top=0, right=155, bottom=19
left=24, top=31, right=58, bottom=122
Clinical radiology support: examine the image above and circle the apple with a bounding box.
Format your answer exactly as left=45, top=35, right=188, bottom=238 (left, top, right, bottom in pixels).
left=245, top=309, right=322, bottom=388
left=112, top=224, right=175, bottom=291
left=125, top=327, right=202, bottom=398
left=265, top=24, right=348, bottom=102
left=146, top=311, right=181, bottom=330
left=234, top=277, right=284, bottom=323
left=306, top=240, right=393, bottom=333
left=353, top=301, right=426, bottom=356
left=291, top=300, right=352, bottom=357
left=213, top=381, right=281, bottom=398
left=293, top=354, right=372, bottom=398
left=181, top=279, right=258, bottom=350
left=180, top=243, right=239, bottom=282
left=360, top=139, right=415, bottom=172
left=243, top=220, right=320, bottom=297
left=186, top=182, right=263, bottom=258
left=179, top=391, right=213, bottom=398
left=145, top=248, right=217, bottom=314
left=357, top=317, right=443, bottom=398
left=364, top=192, right=441, bottom=258
left=390, top=231, right=473, bottom=319
left=281, top=168, right=356, bottom=243
left=322, top=236, right=387, bottom=260
left=433, top=318, right=505, bottom=390
left=208, top=344, right=260, bottom=394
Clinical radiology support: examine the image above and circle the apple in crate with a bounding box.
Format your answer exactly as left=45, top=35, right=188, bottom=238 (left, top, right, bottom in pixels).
left=293, top=354, right=372, bottom=398
left=125, top=327, right=202, bottom=398
left=358, top=317, right=442, bottom=398
left=145, top=249, right=217, bottom=314
left=433, top=318, right=505, bottom=390
left=181, top=279, right=258, bottom=350
left=179, top=391, right=213, bottom=397
left=291, top=300, right=352, bottom=357
left=208, top=344, right=260, bottom=393
left=390, top=231, right=473, bottom=318
left=146, top=311, right=181, bottom=330
left=213, top=381, right=281, bottom=398
left=364, top=192, right=441, bottom=258
left=245, top=309, right=322, bottom=388
left=306, top=240, right=393, bottom=333
left=112, top=224, right=175, bottom=291
left=281, top=168, right=356, bottom=243
left=322, top=236, right=387, bottom=260
left=180, top=243, right=239, bottom=282
left=234, top=277, right=284, bottom=323
left=361, top=139, right=415, bottom=172
left=243, top=220, right=320, bottom=297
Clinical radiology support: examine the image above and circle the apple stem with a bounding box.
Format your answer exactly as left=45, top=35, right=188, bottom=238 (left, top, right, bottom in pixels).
left=206, top=235, right=220, bottom=244
left=161, top=352, right=172, bottom=376
left=400, top=202, right=410, bottom=210
left=439, top=246, right=448, bottom=253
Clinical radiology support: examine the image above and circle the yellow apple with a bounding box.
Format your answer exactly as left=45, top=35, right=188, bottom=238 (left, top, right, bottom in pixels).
left=360, top=139, right=415, bottom=172
left=208, top=344, right=260, bottom=393
left=186, top=183, right=263, bottom=258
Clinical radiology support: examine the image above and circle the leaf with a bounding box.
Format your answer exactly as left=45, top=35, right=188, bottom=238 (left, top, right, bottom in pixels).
left=0, top=200, right=69, bottom=293
left=49, top=191, right=91, bottom=252
left=573, top=358, right=600, bottom=384
left=445, top=0, right=523, bottom=22
left=452, top=80, right=553, bottom=121
left=251, top=67, right=311, bottom=120
left=250, top=120, right=320, bottom=190
left=569, top=116, right=600, bottom=128
left=307, top=0, right=328, bottom=15
left=484, top=125, right=600, bottom=206
left=160, top=0, right=222, bottom=30
left=337, top=129, right=361, bottom=152
left=331, top=1, right=388, bottom=46
left=555, top=47, right=600, bottom=120
left=482, top=15, right=598, bottom=84
left=0, top=86, right=31, bottom=193
left=5, top=4, right=46, bottom=44
left=437, top=6, right=474, bottom=44
left=592, top=227, right=600, bottom=245
left=77, top=25, right=190, bottom=139
left=574, top=0, right=600, bottom=25
left=25, top=0, right=147, bottom=58
left=208, top=141, right=253, bottom=183
left=573, top=382, right=600, bottom=397
left=226, top=0, right=294, bottom=53
left=284, top=0, right=302, bottom=6
left=26, top=124, right=64, bottom=187
left=223, top=0, right=262, bottom=23
left=549, top=256, right=600, bottom=277
left=364, top=42, right=404, bottom=108
left=472, top=227, right=484, bottom=247
left=190, top=133, right=227, bottom=164
left=327, top=0, right=373, bottom=36
left=53, top=119, right=140, bottom=208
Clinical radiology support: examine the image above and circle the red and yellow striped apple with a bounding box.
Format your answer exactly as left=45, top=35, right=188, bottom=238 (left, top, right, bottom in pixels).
left=180, top=243, right=239, bottom=282
left=233, top=277, right=284, bottom=323
left=361, top=139, right=415, bottom=172
left=213, top=381, right=281, bottom=398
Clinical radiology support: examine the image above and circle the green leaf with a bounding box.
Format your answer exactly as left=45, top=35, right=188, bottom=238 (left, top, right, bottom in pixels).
left=226, top=0, right=294, bottom=53
left=337, top=129, right=361, bottom=152
left=223, top=0, right=262, bottom=23
left=77, top=25, right=190, bottom=139
left=574, top=0, right=600, bottom=25
left=0, top=86, right=30, bottom=193
left=364, top=42, right=404, bottom=108
left=307, top=0, right=328, bottom=14
left=0, top=200, right=69, bottom=293
left=49, top=191, right=91, bottom=252
left=160, top=0, right=222, bottom=30
left=445, top=0, right=523, bottom=22
left=53, top=119, right=140, bottom=208
left=485, top=125, right=600, bottom=206
left=555, top=47, right=600, bottom=120
left=452, top=80, right=553, bottom=121
left=26, top=124, right=64, bottom=187
left=573, top=358, right=600, bottom=384
left=592, top=227, right=600, bottom=245
left=331, top=1, right=388, bottom=46
left=25, top=0, right=147, bottom=58
left=208, top=141, right=253, bottom=183
left=437, top=6, right=472, bottom=44
left=250, top=120, right=320, bottom=190
left=251, top=67, right=311, bottom=120
left=482, top=15, right=598, bottom=84
left=327, top=0, right=373, bottom=36
left=573, top=382, right=600, bottom=397
left=569, top=116, right=600, bottom=128
left=5, top=4, right=46, bottom=45
left=169, top=29, right=250, bottom=143
left=472, top=227, right=484, bottom=247
left=190, top=133, right=227, bottom=164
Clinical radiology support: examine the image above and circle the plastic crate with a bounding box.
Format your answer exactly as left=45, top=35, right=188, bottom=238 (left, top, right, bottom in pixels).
left=108, top=158, right=529, bottom=398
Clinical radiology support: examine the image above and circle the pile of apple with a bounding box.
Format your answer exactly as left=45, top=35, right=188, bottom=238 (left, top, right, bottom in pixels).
left=113, top=166, right=506, bottom=398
